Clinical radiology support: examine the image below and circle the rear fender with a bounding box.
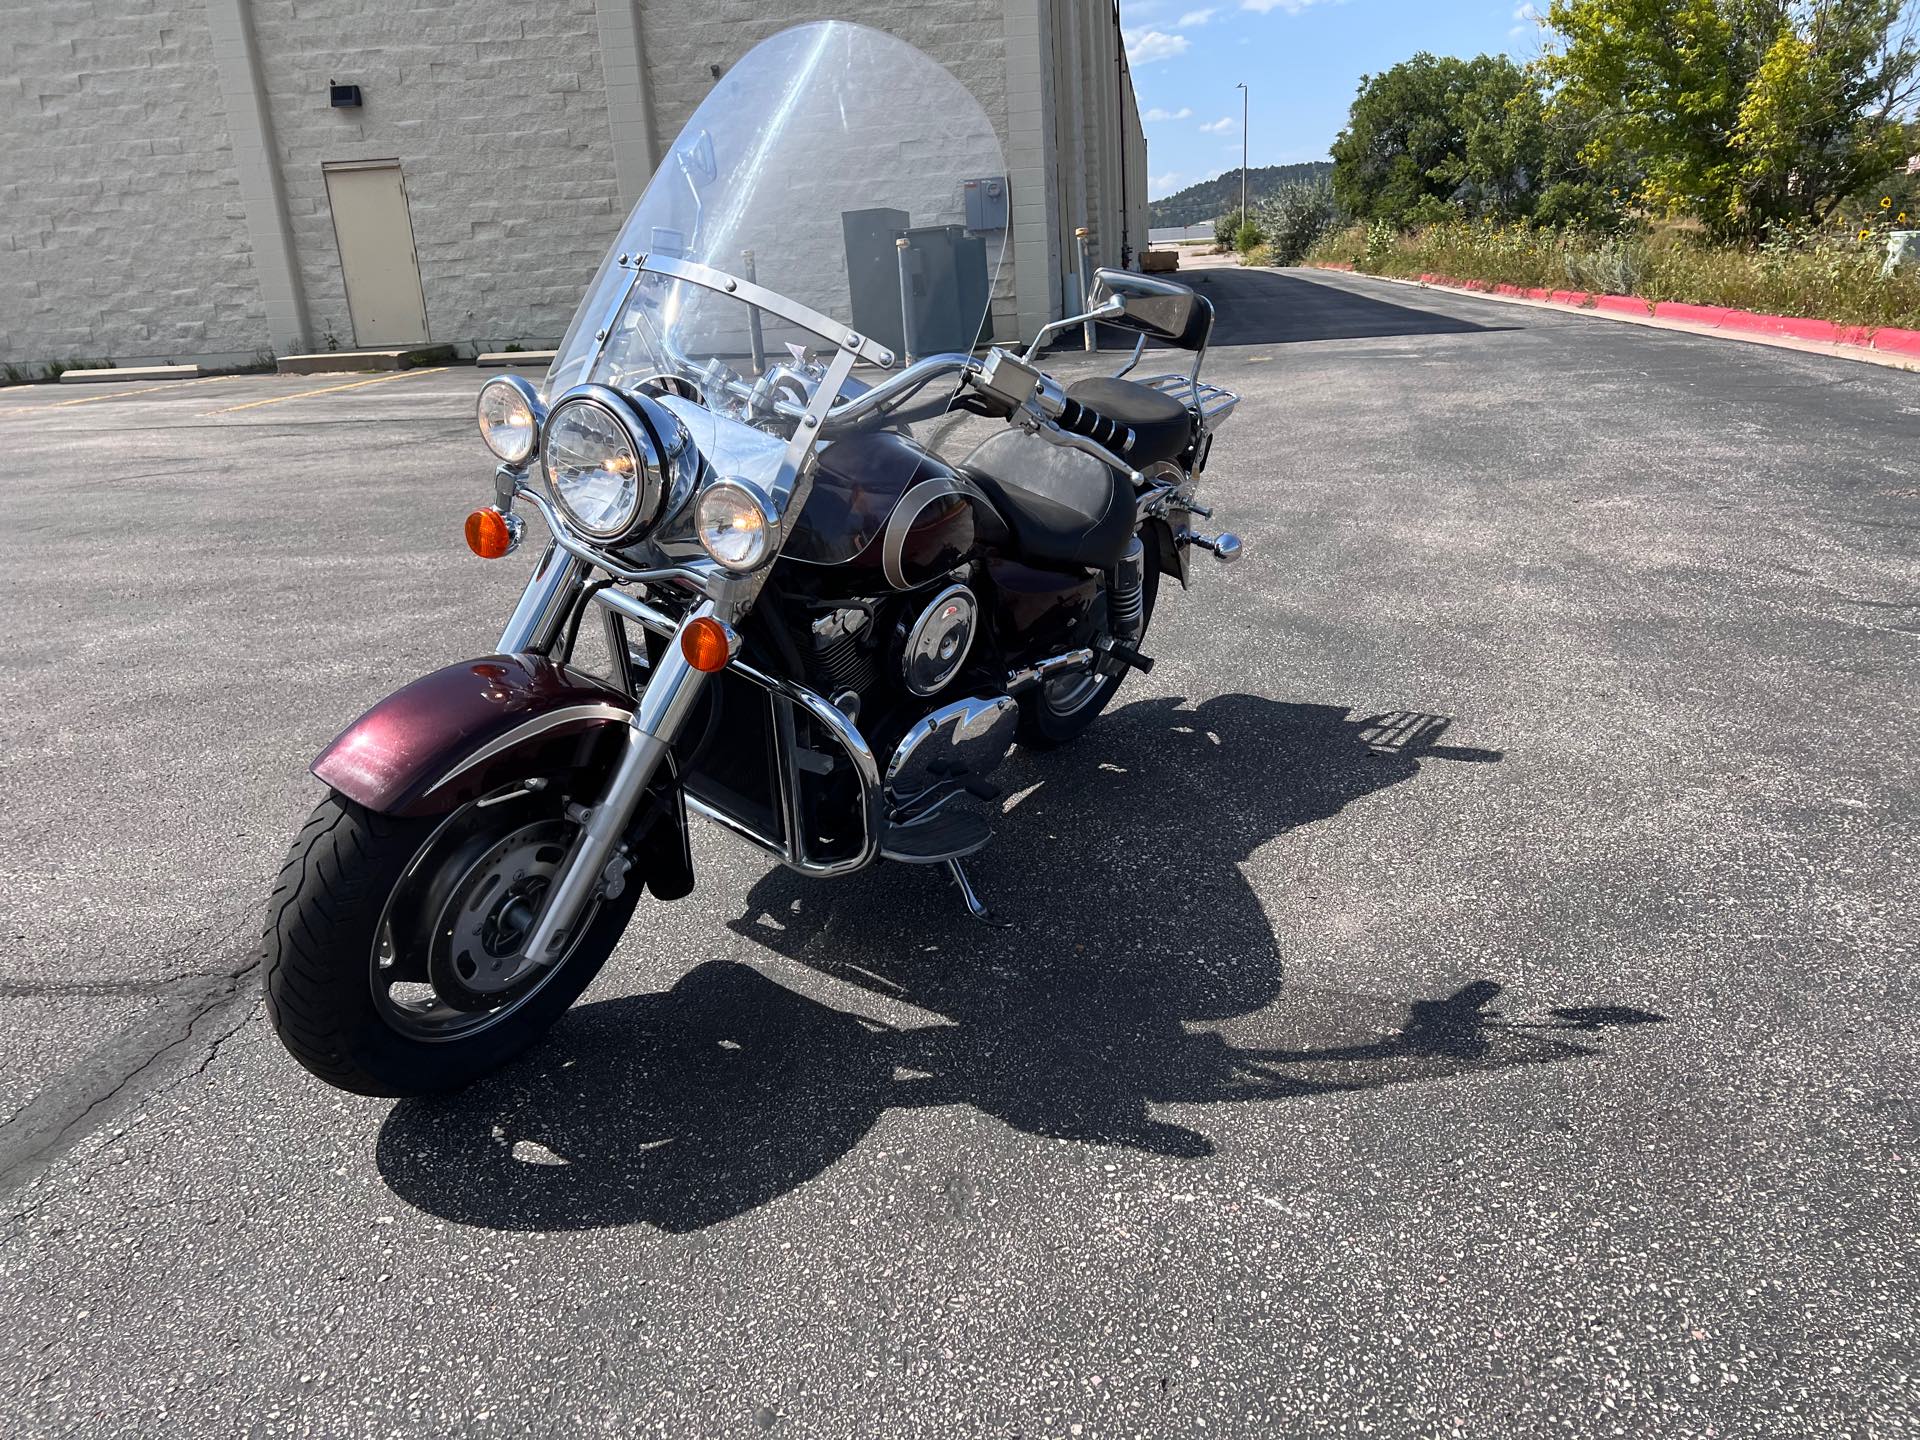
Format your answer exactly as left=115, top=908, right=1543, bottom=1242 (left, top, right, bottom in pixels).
left=1142, top=515, right=1190, bottom=590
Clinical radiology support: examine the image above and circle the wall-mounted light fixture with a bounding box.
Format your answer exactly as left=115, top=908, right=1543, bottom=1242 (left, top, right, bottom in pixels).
left=329, top=81, right=363, bottom=108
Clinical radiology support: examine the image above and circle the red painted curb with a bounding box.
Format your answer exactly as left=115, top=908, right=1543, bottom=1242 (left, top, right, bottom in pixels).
left=1592, top=295, right=1654, bottom=317
left=1651, top=301, right=1737, bottom=327
left=1870, top=326, right=1920, bottom=356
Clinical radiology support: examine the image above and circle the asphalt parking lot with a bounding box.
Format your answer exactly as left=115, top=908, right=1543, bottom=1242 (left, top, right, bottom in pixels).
left=2, top=266, right=1915, bottom=1437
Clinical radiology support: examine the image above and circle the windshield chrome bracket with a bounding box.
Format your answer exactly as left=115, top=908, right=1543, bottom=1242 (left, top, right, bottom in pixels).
left=769, top=345, right=858, bottom=525
left=637, top=255, right=897, bottom=369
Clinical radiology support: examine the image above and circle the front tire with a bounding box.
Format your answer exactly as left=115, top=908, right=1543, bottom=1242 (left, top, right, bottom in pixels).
left=260, top=789, right=638, bottom=1097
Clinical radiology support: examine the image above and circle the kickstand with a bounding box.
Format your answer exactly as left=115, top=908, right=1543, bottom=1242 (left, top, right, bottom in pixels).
left=945, top=858, right=1012, bottom=928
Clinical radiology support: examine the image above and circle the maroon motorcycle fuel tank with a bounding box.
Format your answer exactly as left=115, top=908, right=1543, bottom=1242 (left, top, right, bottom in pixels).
left=782, top=430, right=984, bottom=591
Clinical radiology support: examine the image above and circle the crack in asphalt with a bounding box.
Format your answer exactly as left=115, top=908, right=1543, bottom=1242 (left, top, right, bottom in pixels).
left=0, top=969, right=250, bottom=1000
left=0, top=955, right=261, bottom=1205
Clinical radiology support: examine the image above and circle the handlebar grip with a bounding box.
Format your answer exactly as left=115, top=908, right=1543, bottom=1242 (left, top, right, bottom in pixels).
left=1056, top=398, right=1133, bottom=455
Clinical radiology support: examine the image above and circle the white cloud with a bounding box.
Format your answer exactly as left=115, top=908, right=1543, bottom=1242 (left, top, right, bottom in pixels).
left=1199, top=116, right=1238, bottom=134
left=1124, top=29, right=1191, bottom=64
left=1177, top=7, right=1218, bottom=23
left=1240, top=0, right=1338, bottom=13
left=1143, top=106, right=1194, bottom=122
left=1150, top=171, right=1187, bottom=196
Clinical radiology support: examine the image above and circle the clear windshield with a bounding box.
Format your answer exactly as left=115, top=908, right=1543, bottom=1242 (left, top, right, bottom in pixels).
left=546, top=21, right=1008, bottom=406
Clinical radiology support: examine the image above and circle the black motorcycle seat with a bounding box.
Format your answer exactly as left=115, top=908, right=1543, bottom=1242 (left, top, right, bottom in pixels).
left=960, top=427, right=1136, bottom=571
left=1064, top=377, right=1195, bottom=466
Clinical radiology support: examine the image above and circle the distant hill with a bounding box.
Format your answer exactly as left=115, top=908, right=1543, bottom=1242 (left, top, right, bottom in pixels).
left=1149, top=162, right=1333, bottom=228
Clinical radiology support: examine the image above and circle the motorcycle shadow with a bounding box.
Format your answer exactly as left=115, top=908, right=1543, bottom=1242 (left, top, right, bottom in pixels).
left=376, top=694, right=1665, bottom=1233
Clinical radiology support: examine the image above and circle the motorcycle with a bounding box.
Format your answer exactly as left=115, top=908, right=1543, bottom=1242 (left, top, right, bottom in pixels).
left=261, top=21, right=1243, bottom=1097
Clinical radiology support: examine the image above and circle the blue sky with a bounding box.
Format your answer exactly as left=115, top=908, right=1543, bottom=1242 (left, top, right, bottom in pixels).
left=1122, top=0, right=1547, bottom=198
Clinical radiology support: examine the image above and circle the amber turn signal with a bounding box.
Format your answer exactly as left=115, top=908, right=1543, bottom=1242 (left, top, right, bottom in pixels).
left=464, top=507, right=515, bottom=559
left=680, top=615, right=734, bottom=672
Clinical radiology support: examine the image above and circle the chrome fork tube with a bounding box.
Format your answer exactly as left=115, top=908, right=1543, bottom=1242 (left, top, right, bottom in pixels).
left=499, top=543, right=589, bottom=655
left=518, top=602, right=721, bottom=964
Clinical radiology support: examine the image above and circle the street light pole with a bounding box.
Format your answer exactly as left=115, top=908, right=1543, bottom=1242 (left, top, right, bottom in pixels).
left=1236, top=82, right=1249, bottom=236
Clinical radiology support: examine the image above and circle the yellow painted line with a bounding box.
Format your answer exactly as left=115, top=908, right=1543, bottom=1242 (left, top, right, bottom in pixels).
left=202, top=365, right=451, bottom=415
left=1, top=374, right=240, bottom=416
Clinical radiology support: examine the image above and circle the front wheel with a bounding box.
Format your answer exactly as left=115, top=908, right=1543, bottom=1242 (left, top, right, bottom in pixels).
left=260, top=787, right=639, bottom=1097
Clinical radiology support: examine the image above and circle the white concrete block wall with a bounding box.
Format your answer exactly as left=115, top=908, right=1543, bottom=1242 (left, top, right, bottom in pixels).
left=0, top=0, right=267, bottom=372
left=0, top=0, right=1142, bottom=368
left=249, top=0, right=622, bottom=352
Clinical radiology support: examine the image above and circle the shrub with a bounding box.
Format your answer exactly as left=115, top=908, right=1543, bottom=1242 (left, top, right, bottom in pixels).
left=1233, top=220, right=1265, bottom=254
left=1253, top=179, right=1340, bottom=266
left=1304, top=223, right=1370, bottom=268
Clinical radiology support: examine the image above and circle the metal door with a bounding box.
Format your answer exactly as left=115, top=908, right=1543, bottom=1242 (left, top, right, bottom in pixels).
left=322, top=161, right=429, bottom=347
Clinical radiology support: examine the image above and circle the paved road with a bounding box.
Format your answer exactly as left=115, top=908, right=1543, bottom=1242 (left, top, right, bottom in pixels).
left=2, top=268, right=1915, bottom=1436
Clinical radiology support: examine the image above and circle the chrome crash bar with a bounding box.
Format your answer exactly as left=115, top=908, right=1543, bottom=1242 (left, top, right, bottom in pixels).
left=588, top=585, right=884, bottom=879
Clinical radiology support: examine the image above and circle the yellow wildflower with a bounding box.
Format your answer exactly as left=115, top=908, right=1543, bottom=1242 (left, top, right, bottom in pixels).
left=1860, top=228, right=1873, bottom=241
left=1882, top=196, right=1893, bottom=208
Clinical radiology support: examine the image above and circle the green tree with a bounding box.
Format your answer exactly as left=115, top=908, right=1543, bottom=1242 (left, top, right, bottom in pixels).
left=1332, top=52, right=1611, bottom=226
left=1543, top=0, right=1920, bottom=237
left=1332, top=54, right=1480, bottom=224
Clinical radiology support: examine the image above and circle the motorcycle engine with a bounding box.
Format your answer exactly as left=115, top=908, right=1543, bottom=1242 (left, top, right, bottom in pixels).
left=807, top=604, right=880, bottom=712
left=805, top=584, right=980, bottom=716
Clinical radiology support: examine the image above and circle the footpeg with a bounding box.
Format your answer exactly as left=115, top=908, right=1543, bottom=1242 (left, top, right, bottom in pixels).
left=881, top=807, right=992, bottom=864
left=1099, top=640, right=1155, bottom=674
left=1184, top=530, right=1243, bottom=564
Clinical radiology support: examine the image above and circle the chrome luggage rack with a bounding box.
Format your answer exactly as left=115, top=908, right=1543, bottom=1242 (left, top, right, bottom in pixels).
left=1136, top=373, right=1240, bottom=428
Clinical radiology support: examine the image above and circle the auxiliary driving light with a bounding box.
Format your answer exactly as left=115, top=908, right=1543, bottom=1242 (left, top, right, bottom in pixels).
left=476, top=375, right=542, bottom=466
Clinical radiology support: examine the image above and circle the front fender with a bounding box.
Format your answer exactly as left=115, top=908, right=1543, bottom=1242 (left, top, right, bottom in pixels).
left=312, top=653, right=635, bottom=818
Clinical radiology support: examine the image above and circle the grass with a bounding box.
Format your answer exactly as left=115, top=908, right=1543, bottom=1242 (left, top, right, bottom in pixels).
left=1303, top=221, right=1920, bottom=331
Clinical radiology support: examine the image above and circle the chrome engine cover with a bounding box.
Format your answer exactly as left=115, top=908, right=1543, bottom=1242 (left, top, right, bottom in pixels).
left=885, top=694, right=1017, bottom=802
left=901, top=582, right=978, bottom=697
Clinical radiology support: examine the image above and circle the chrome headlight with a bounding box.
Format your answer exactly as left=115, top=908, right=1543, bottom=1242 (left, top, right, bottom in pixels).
left=476, top=375, right=542, bottom=465
left=539, top=387, right=665, bottom=542
left=696, top=479, right=774, bottom=571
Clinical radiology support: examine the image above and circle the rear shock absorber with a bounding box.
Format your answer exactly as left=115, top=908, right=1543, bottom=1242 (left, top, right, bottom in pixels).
left=1107, top=536, right=1146, bottom=644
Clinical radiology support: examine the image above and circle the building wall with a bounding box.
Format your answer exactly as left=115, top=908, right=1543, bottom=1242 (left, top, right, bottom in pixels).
left=0, top=0, right=1145, bottom=370
left=0, top=0, right=267, bottom=370
left=249, top=0, right=621, bottom=353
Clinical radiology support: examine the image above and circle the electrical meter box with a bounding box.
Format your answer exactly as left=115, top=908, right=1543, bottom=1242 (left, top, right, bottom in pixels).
left=843, top=207, right=912, bottom=355
left=963, top=176, right=1009, bottom=231
left=843, top=210, right=994, bottom=356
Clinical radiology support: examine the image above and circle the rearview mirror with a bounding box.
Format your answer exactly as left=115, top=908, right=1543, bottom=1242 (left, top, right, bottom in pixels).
left=1086, top=267, right=1212, bottom=351
left=679, top=129, right=717, bottom=185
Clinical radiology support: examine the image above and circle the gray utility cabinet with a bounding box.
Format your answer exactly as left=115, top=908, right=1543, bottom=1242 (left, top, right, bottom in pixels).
left=843, top=209, right=993, bottom=357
